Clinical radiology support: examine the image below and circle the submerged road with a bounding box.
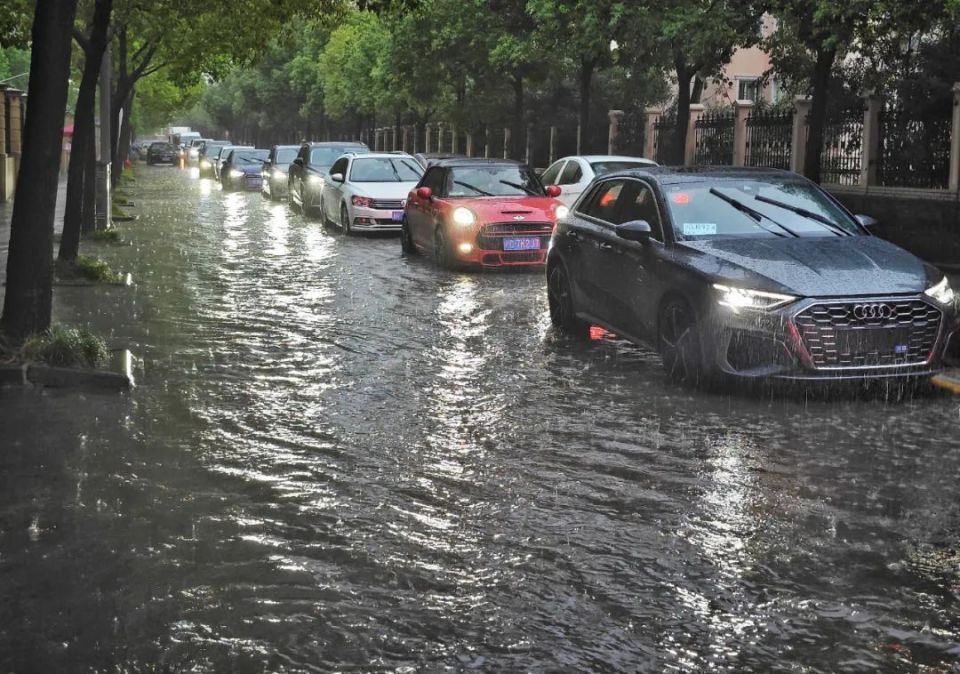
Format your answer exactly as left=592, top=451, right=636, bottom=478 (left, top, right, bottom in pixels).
left=1, top=167, right=959, bottom=672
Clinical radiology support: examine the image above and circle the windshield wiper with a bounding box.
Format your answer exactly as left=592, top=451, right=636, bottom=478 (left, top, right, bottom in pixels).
left=709, top=187, right=799, bottom=238
left=754, top=194, right=852, bottom=237
left=499, top=180, right=537, bottom=196
left=454, top=180, right=493, bottom=196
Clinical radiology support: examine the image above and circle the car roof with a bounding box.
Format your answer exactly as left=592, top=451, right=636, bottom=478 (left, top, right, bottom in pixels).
left=433, top=157, right=524, bottom=168
left=272, top=144, right=300, bottom=150
left=603, top=165, right=800, bottom=186
left=569, top=155, right=659, bottom=163
left=348, top=152, right=415, bottom=159
left=305, top=141, right=368, bottom=147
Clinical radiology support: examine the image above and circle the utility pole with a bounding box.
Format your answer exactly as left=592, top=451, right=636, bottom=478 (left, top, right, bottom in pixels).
left=96, top=45, right=111, bottom=230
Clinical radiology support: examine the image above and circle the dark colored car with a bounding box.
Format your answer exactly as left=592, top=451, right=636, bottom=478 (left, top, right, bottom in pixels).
left=146, top=142, right=177, bottom=165
left=198, top=141, right=229, bottom=178
left=220, top=148, right=269, bottom=192
left=547, top=166, right=960, bottom=384
left=287, top=141, right=369, bottom=215
left=413, top=152, right=466, bottom=170
left=261, top=144, right=300, bottom=201
left=403, top=158, right=566, bottom=269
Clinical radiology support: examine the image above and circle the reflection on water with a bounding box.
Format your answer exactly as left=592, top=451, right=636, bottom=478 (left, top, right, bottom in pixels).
left=0, top=167, right=958, bottom=672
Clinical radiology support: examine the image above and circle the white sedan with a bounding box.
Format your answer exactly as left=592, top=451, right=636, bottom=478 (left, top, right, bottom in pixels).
left=540, top=155, right=658, bottom=207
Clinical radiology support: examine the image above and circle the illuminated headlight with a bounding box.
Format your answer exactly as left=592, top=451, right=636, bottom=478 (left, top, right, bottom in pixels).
left=925, top=276, right=956, bottom=307
left=308, top=175, right=324, bottom=186
left=273, top=169, right=286, bottom=178
left=453, top=207, right=476, bottom=227
left=713, top=284, right=796, bottom=312
left=555, top=205, right=570, bottom=220
left=200, top=160, right=211, bottom=168
left=229, top=169, right=243, bottom=179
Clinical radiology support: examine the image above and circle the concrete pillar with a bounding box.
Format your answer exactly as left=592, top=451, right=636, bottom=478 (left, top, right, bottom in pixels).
left=644, top=108, right=660, bottom=159
left=733, top=100, right=754, bottom=167
left=466, top=132, right=474, bottom=157
left=436, top=123, right=444, bottom=153
left=791, top=97, right=812, bottom=174
left=425, top=123, right=433, bottom=153
left=860, top=91, right=882, bottom=186
left=684, top=104, right=704, bottom=166
left=401, top=126, right=410, bottom=153
left=7, top=89, right=23, bottom=157
left=412, top=124, right=419, bottom=154
left=951, top=83, right=960, bottom=191
left=503, top=128, right=511, bottom=159
left=525, top=122, right=534, bottom=165
left=485, top=128, right=491, bottom=158
left=550, top=125, right=559, bottom=164
left=607, top=110, right=624, bottom=155
left=451, top=124, right=459, bottom=154
left=0, top=85, right=7, bottom=155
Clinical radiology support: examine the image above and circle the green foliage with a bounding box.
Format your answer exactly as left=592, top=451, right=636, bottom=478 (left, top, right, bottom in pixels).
left=22, top=326, right=109, bottom=369
left=0, top=46, right=30, bottom=88
left=59, top=255, right=122, bottom=283
left=89, top=229, right=123, bottom=244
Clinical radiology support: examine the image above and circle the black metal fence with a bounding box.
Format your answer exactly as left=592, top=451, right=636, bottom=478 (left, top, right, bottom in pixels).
left=876, top=103, right=952, bottom=189
left=653, top=112, right=678, bottom=164
left=694, top=109, right=734, bottom=165
left=818, top=104, right=864, bottom=185
left=745, top=108, right=793, bottom=170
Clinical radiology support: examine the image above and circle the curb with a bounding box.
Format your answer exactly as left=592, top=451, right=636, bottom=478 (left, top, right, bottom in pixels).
left=0, top=350, right=135, bottom=392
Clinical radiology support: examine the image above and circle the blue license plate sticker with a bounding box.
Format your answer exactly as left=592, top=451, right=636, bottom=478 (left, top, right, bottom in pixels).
left=683, top=222, right=717, bottom=236
left=391, top=211, right=404, bottom=222
left=503, top=237, right=541, bottom=251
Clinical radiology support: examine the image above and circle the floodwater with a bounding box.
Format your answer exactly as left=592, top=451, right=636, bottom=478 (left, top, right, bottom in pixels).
left=1, top=167, right=959, bottom=672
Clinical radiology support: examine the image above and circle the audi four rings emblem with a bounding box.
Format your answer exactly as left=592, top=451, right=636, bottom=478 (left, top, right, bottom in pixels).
left=853, top=303, right=894, bottom=320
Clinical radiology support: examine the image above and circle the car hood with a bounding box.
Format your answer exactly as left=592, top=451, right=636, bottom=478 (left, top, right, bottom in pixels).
left=354, top=182, right=420, bottom=199
left=678, top=235, right=937, bottom=298
left=236, top=165, right=262, bottom=174
left=453, top=196, right=564, bottom=223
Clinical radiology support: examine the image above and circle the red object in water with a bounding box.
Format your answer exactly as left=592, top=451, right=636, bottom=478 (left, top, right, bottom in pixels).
left=124, top=159, right=132, bottom=169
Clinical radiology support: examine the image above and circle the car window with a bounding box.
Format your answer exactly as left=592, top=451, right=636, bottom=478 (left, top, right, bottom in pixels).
left=275, top=149, right=297, bottom=164
left=616, top=180, right=664, bottom=241
left=445, top=164, right=544, bottom=197
left=349, top=157, right=423, bottom=182
left=311, top=147, right=351, bottom=167
left=590, top=160, right=656, bottom=176
left=421, top=167, right=446, bottom=194
left=232, top=149, right=269, bottom=165
left=329, top=157, right=349, bottom=176
left=540, top=160, right=564, bottom=186
left=558, top=160, right=583, bottom=185
left=580, top=180, right=625, bottom=223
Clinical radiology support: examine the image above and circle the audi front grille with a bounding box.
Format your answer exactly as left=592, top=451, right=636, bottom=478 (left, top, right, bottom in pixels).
left=793, top=298, right=942, bottom=369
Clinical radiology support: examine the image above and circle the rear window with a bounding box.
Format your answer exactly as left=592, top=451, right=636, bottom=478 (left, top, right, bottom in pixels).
left=590, top=160, right=656, bottom=176
left=150, top=143, right=173, bottom=151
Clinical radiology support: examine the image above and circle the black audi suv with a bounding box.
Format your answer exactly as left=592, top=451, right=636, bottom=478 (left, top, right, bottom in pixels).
left=547, top=167, right=960, bottom=384
left=287, top=141, right=369, bottom=216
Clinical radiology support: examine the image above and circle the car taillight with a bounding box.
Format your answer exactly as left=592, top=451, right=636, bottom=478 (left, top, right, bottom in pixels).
left=352, top=196, right=372, bottom=208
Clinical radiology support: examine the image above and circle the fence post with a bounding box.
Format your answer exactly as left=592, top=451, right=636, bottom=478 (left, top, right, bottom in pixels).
left=860, top=91, right=882, bottom=186
left=451, top=124, right=459, bottom=154
left=438, top=122, right=446, bottom=152
left=401, top=126, right=409, bottom=153
left=733, top=100, right=754, bottom=167
left=466, top=132, right=474, bottom=157
left=0, top=85, right=7, bottom=156
left=607, top=110, right=623, bottom=155
left=525, top=122, right=534, bottom=165
left=484, top=128, right=491, bottom=158
left=949, top=82, right=960, bottom=192
left=791, top=97, right=812, bottom=174
left=685, top=104, right=704, bottom=166
left=644, top=108, right=660, bottom=159
left=7, top=88, right=23, bottom=172
left=550, top=126, right=558, bottom=164
left=424, top=124, right=432, bottom=154
left=503, top=128, right=511, bottom=159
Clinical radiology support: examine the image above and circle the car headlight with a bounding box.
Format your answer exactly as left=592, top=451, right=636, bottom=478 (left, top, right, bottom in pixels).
left=308, top=175, right=324, bottom=186
left=555, top=205, right=570, bottom=220
left=713, top=284, right=796, bottom=312
left=229, top=169, right=243, bottom=179
left=200, top=160, right=211, bottom=168
left=925, top=276, right=956, bottom=307
left=453, top=207, right=476, bottom=227
left=273, top=169, right=286, bottom=179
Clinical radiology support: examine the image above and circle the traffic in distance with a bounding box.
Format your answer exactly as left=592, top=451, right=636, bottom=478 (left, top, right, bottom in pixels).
left=138, top=136, right=960, bottom=387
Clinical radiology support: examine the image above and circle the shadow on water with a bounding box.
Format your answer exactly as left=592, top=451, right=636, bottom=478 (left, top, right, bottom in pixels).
left=1, top=167, right=958, bottom=671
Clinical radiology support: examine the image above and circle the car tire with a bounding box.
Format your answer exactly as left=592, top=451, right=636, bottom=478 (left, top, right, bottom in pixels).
left=658, top=298, right=706, bottom=386
left=341, top=204, right=352, bottom=235
left=548, top=262, right=589, bottom=338
left=434, top=228, right=453, bottom=268
left=290, top=181, right=303, bottom=213
left=400, top=219, right=416, bottom=255
left=320, top=197, right=333, bottom=228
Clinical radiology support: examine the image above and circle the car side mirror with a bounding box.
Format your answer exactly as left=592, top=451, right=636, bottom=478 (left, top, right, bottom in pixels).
left=330, top=173, right=344, bottom=183
left=616, top=220, right=652, bottom=244
left=545, top=185, right=562, bottom=198
left=417, top=186, right=433, bottom=200
left=855, top=214, right=877, bottom=229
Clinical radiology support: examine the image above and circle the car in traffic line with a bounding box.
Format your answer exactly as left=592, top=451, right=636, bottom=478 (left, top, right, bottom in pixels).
left=221, top=148, right=269, bottom=192
left=540, top=155, right=658, bottom=207
left=261, top=145, right=300, bottom=201
left=318, top=152, right=423, bottom=234
left=413, top=152, right=466, bottom=170
left=198, top=141, right=229, bottom=177
left=402, top=158, right=566, bottom=269
left=287, top=141, right=369, bottom=215
left=188, top=138, right=212, bottom=162
left=213, top=145, right=253, bottom=182
left=546, top=166, right=960, bottom=385
left=146, top=141, right=177, bottom=165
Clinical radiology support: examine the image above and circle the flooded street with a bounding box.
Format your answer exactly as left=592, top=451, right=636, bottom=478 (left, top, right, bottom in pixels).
left=2, top=167, right=959, bottom=671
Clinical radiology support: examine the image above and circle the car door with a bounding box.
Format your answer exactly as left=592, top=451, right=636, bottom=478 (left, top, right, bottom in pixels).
left=324, top=157, right=350, bottom=222
left=598, top=179, right=669, bottom=339
left=408, top=167, right=445, bottom=249
left=557, top=159, right=587, bottom=206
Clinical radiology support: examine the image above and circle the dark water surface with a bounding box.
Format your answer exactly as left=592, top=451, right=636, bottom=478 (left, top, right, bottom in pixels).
left=1, top=168, right=959, bottom=672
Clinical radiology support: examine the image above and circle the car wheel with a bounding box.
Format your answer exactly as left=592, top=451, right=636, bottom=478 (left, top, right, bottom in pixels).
left=341, top=204, right=352, bottom=235
left=658, top=298, right=705, bottom=386
left=434, top=228, right=452, bottom=268
left=320, top=197, right=332, bottom=228
left=548, top=262, right=589, bottom=338
left=290, top=181, right=303, bottom=213
left=400, top=219, right=416, bottom=255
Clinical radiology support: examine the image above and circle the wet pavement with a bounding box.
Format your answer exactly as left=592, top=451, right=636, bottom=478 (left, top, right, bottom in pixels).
left=1, top=167, right=959, bottom=672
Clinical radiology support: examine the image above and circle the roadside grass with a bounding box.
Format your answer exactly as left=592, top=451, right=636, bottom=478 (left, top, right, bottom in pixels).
left=57, top=255, right=123, bottom=283
left=21, top=325, right=108, bottom=369
left=89, top=229, right=123, bottom=244
left=112, top=204, right=130, bottom=219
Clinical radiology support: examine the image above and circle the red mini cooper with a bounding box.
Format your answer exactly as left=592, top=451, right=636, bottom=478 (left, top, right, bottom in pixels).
left=401, top=158, right=568, bottom=269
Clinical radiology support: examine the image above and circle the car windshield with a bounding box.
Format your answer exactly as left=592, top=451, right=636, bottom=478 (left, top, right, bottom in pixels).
left=275, top=149, right=298, bottom=164
left=590, top=160, right=655, bottom=176
left=310, top=146, right=365, bottom=167
left=446, top=165, right=544, bottom=197
left=232, top=150, right=269, bottom=165
left=151, top=143, right=173, bottom=151
left=349, top=157, right=423, bottom=182
left=664, top=179, right=861, bottom=240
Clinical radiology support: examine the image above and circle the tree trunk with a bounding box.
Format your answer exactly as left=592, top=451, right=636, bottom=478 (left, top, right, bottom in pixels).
left=672, top=64, right=694, bottom=166
left=117, top=90, right=133, bottom=169
left=81, top=133, right=96, bottom=234
left=1, top=0, right=79, bottom=343
left=511, top=75, right=524, bottom=160
left=59, top=0, right=113, bottom=263
left=578, top=58, right=596, bottom=154
left=803, top=46, right=837, bottom=183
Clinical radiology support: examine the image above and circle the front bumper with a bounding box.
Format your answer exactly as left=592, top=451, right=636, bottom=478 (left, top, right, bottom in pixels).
left=703, top=294, right=959, bottom=382
left=350, top=206, right=405, bottom=232
left=447, top=220, right=553, bottom=268
left=264, top=175, right=288, bottom=197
